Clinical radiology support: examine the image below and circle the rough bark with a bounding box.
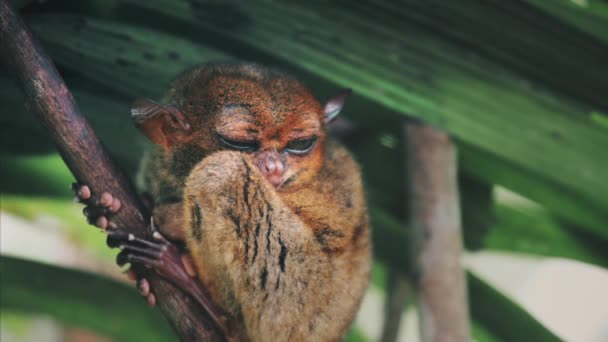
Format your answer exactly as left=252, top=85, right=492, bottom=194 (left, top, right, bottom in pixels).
left=0, top=1, right=224, bottom=340
left=405, top=122, right=470, bottom=342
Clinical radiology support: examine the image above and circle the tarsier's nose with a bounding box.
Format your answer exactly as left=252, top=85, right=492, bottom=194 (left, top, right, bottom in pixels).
left=257, top=150, right=286, bottom=187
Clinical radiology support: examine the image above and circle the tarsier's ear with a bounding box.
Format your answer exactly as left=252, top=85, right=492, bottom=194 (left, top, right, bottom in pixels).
left=131, top=98, right=191, bottom=150
left=324, top=89, right=351, bottom=124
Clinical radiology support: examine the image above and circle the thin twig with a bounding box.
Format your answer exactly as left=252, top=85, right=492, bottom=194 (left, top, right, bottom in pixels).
left=379, top=271, right=409, bottom=342
left=0, top=1, right=224, bottom=340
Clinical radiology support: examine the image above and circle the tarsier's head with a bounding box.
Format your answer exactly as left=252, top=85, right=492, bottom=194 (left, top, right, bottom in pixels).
left=132, top=63, right=349, bottom=189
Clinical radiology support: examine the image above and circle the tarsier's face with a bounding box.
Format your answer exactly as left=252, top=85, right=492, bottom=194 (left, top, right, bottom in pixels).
left=132, top=64, right=347, bottom=190
left=207, top=76, right=326, bottom=189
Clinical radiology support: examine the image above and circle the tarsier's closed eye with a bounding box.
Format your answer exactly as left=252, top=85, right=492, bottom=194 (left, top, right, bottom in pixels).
left=285, top=137, right=318, bottom=155
left=218, top=135, right=259, bottom=152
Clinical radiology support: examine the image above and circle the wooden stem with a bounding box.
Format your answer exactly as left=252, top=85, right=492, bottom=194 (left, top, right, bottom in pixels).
left=380, top=271, right=409, bottom=342
left=0, top=1, right=224, bottom=340
left=405, top=122, right=470, bottom=341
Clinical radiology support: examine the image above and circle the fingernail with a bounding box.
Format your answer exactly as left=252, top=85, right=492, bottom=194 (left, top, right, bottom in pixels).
left=147, top=294, right=156, bottom=307
left=125, top=270, right=137, bottom=281
left=111, top=199, right=121, bottom=212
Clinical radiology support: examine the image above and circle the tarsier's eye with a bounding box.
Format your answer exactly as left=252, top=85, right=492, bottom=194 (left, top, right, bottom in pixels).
left=285, top=137, right=318, bottom=155
left=218, top=135, right=259, bottom=152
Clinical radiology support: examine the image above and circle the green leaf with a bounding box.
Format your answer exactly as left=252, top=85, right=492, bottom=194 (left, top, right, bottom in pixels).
left=460, top=145, right=608, bottom=240
left=484, top=203, right=608, bottom=267
left=525, top=0, right=608, bottom=43
left=471, top=320, right=501, bottom=342
left=0, top=154, right=75, bottom=198
left=468, top=272, right=560, bottom=341
left=27, top=4, right=608, bottom=237
left=26, top=14, right=231, bottom=99
left=0, top=256, right=174, bottom=342
left=345, top=327, right=369, bottom=342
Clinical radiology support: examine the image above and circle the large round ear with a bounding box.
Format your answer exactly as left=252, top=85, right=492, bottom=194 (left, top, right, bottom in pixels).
left=131, top=98, right=191, bottom=150
left=324, top=89, right=351, bottom=124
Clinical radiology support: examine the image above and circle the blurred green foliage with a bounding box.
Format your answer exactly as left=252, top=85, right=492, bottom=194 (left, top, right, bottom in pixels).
left=2, top=0, right=607, bottom=341
left=1, top=256, right=174, bottom=342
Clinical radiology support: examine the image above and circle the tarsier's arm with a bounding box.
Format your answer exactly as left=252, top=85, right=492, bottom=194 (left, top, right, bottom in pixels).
left=109, top=144, right=369, bottom=341
left=181, top=148, right=369, bottom=341
left=150, top=202, right=186, bottom=241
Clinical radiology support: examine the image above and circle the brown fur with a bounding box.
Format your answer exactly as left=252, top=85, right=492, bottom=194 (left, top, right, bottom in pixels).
left=136, top=63, right=371, bottom=341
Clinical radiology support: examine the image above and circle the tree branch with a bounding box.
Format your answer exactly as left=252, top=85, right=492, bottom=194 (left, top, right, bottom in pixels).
left=0, top=1, right=224, bottom=340
left=379, top=271, right=409, bottom=342
left=405, top=122, right=470, bottom=341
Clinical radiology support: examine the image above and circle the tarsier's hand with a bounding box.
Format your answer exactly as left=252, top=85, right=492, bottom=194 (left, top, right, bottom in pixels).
left=71, top=183, right=150, bottom=298
left=71, top=183, right=122, bottom=229
left=71, top=183, right=197, bottom=307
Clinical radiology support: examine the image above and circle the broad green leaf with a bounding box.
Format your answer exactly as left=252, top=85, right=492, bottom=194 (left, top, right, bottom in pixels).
left=0, top=154, right=75, bottom=198
left=39, top=2, right=608, bottom=236
left=460, top=145, right=608, bottom=240
left=526, top=0, right=608, bottom=43
left=24, top=12, right=608, bottom=238
left=26, top=14, right=230, bottom=99
left=0, top=256, right=174, bottom=342
left=468, top=272, right=560, bottom=341
left=484, top=203, right=608, bottom=267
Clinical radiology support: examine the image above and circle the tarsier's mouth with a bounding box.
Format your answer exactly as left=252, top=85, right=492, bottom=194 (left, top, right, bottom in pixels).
left=266, top=174, right=284, bottom=188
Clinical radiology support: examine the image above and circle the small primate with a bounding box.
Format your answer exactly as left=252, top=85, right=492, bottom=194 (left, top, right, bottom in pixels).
left=74, top=63, right=371, bottom=341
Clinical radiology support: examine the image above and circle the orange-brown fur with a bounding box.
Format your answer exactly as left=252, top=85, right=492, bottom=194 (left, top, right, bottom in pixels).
left=137, top=63, right=371, bottom=341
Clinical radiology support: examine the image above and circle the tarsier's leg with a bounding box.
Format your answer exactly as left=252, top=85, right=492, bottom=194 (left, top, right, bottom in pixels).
left=183, top=151, right=348, bottom=341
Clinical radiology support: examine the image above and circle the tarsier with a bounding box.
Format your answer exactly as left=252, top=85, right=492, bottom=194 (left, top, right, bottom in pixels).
left=74, top=63, right=371, bottom=341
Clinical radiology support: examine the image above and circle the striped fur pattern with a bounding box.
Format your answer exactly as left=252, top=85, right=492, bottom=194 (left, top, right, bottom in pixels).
left=183, top=148, right=370, bottom=341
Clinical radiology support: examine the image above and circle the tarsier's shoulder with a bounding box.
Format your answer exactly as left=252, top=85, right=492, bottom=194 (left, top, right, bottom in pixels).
left=284, top=137, right=369, bottom=251
left=136, top=145, right=184, bottom=203
left=320, top=138, right=364, bottom=191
